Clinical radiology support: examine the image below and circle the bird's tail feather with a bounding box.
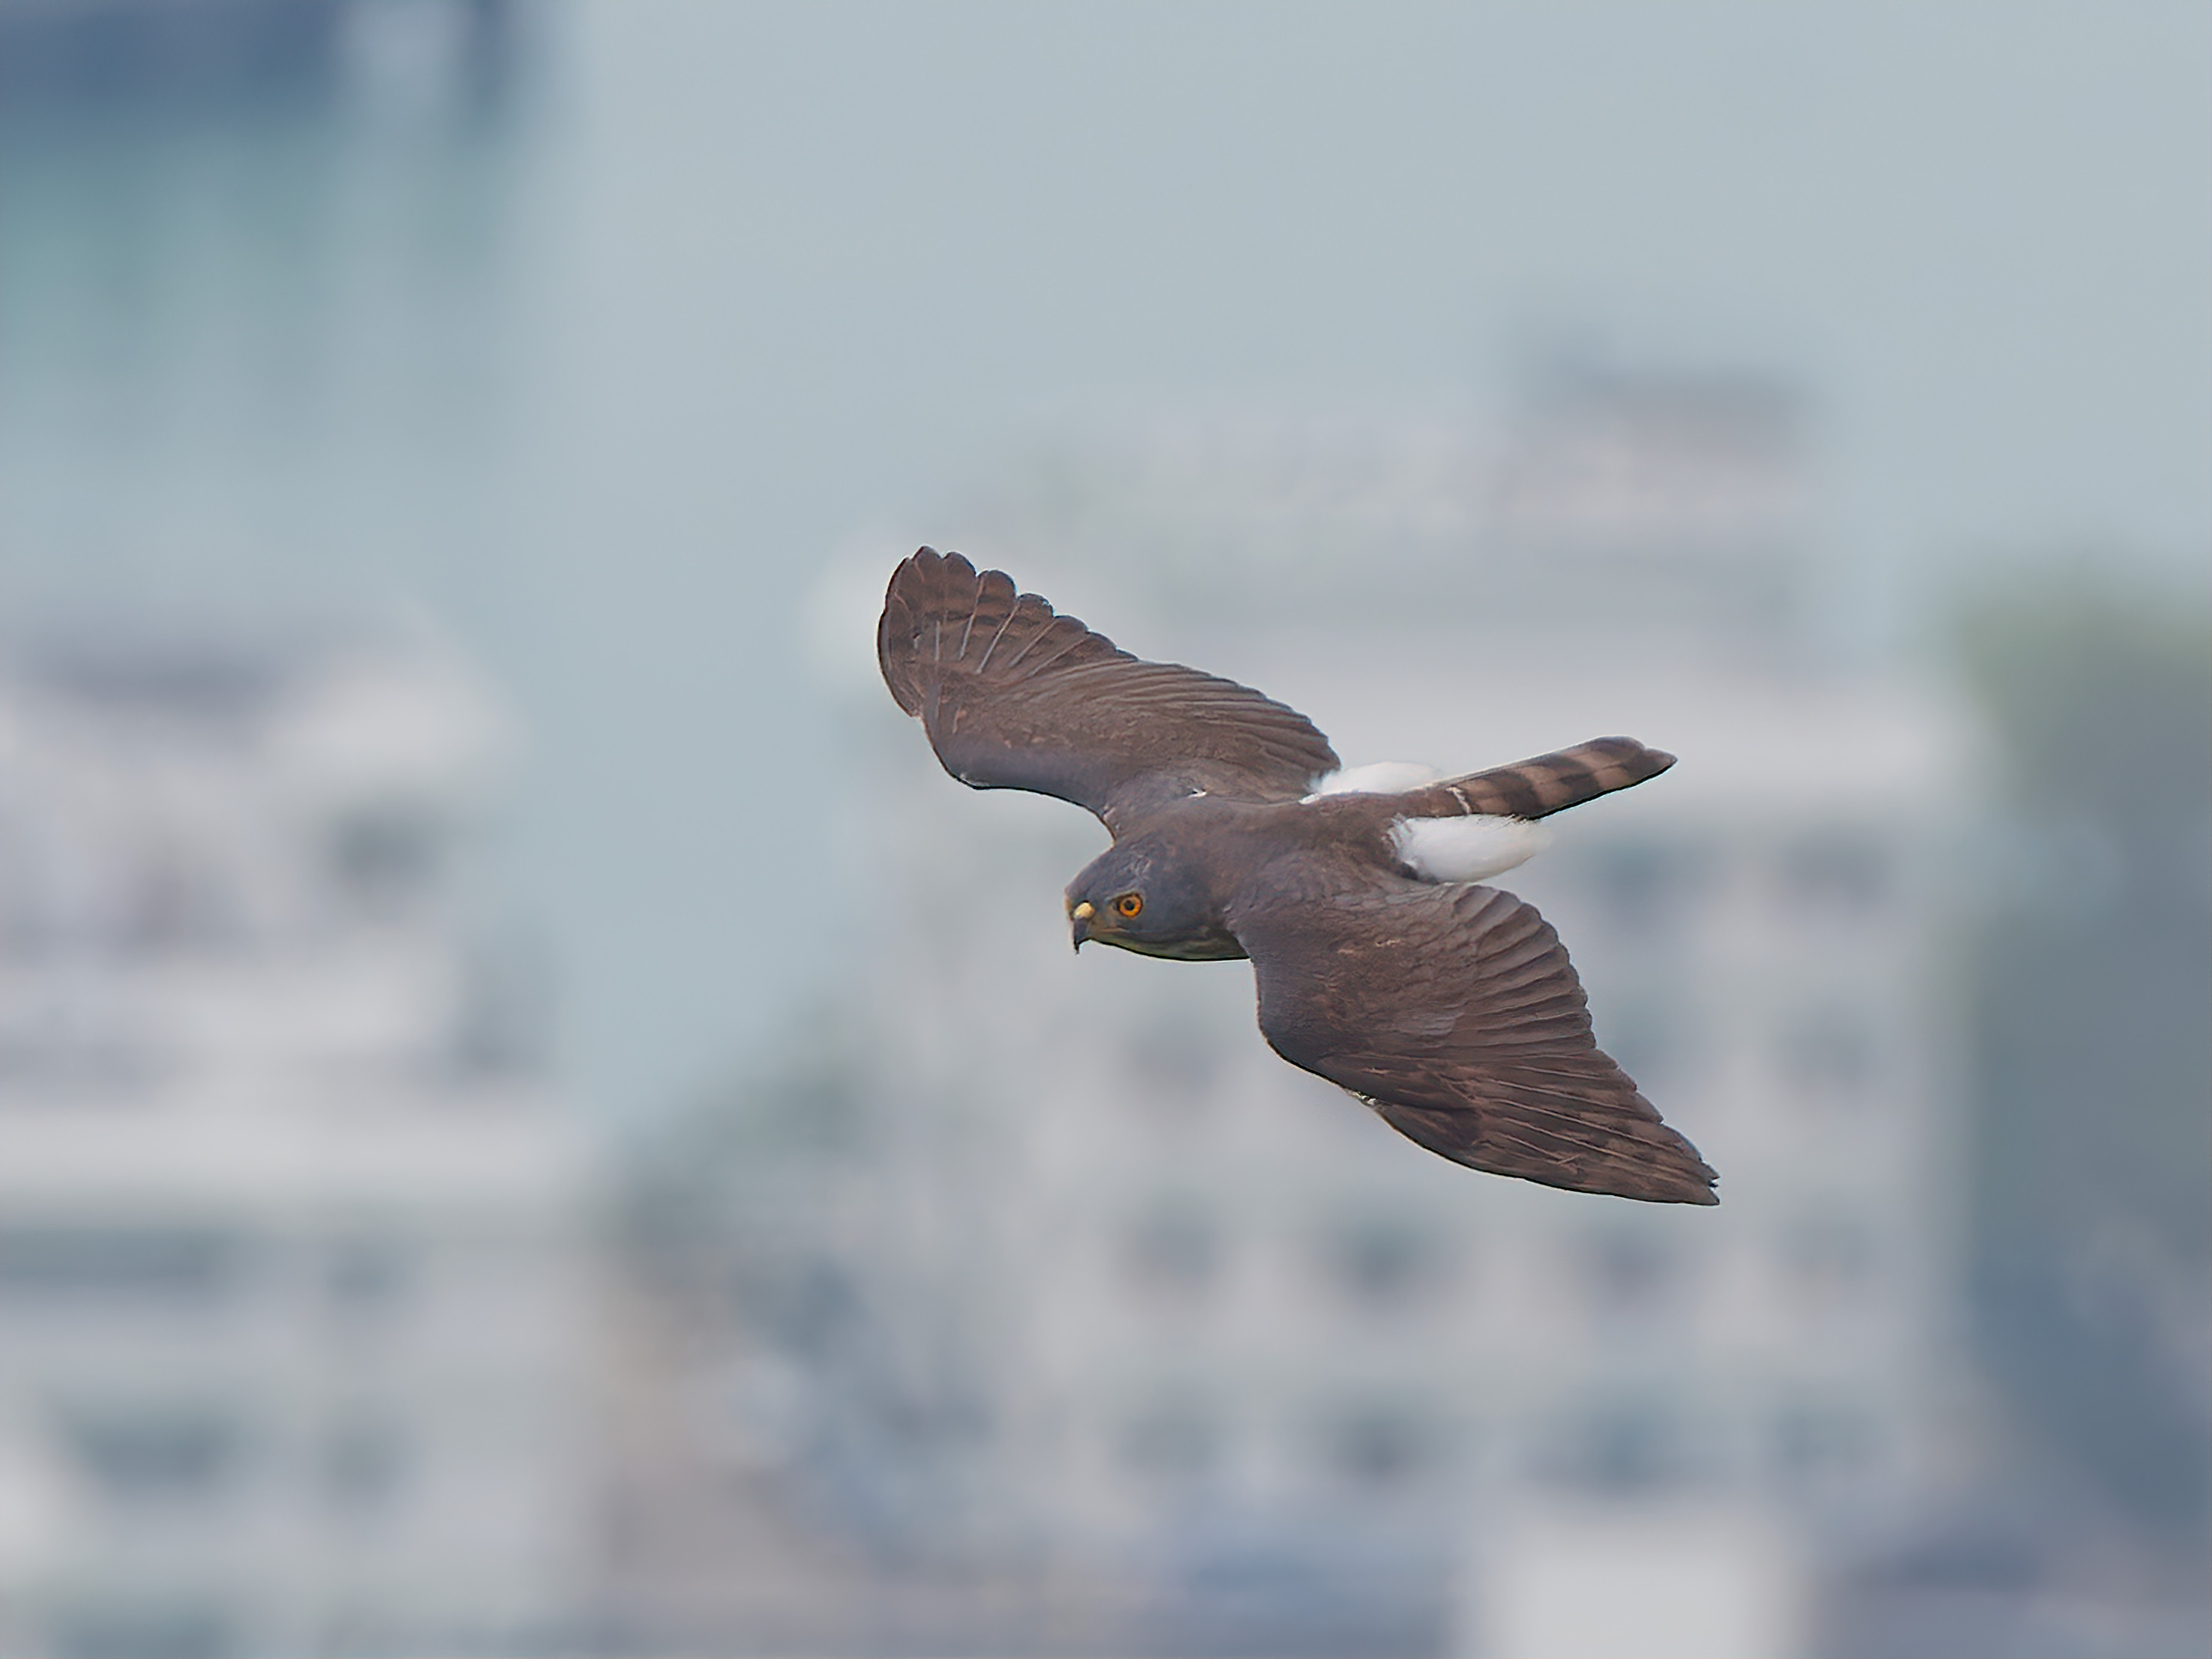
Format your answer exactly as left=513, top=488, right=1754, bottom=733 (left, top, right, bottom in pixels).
left=1396, top=737, right=1675, bottom=821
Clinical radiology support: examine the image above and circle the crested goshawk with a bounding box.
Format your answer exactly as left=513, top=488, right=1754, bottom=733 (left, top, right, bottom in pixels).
left=878, top=548, right=1717, bottom=1206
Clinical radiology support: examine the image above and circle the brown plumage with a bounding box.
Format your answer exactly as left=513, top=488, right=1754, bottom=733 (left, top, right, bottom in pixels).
left=878, top=548, right=1718, bottom=1206
left=1403, top=737, right=1678, bottom=822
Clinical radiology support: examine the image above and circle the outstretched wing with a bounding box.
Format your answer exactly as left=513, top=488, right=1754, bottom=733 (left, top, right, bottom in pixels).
left=878, top=549, right=1339, bottom=832
left=1231, top=864, right=1717, bottom=1204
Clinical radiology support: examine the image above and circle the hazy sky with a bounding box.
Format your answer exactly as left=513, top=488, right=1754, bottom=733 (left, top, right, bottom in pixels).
left=2, top=1, right=2206, bottom=1124
left=524, top=1, right=2211, bottom=560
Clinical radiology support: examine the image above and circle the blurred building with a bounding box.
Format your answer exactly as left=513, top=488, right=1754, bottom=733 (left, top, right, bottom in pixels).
left=623, top=372, right=1978, bottom=1655
left=0, top=0, right=517, bottom=124
left=0, top=624, right=593, bottom=1658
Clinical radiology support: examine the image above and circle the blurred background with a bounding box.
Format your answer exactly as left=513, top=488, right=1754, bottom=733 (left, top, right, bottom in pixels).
left=0, top=2, right=2205, bottom=1655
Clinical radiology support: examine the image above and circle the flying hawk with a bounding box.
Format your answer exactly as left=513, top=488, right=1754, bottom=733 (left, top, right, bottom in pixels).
left=877, top=548, right=1717, bottom=1206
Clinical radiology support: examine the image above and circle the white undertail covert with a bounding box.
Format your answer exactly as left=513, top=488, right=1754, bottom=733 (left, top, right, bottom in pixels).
left=1306, top=761, right=1442, bottom=799
left=1390, top=813, right=1553, bottom=884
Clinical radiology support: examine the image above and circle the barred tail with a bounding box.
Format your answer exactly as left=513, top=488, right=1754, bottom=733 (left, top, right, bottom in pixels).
left=1399, top=737, right=1675, bottom=821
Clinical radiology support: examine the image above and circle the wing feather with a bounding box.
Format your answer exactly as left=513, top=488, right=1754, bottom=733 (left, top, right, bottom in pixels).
left=1232, top=867, right=1718, bottom=1205
left=879, top=549, right=1339, bottom=831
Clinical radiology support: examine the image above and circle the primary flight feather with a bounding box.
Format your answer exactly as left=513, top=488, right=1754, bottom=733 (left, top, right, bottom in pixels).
left=878, top=547, right=1718, bottom=1206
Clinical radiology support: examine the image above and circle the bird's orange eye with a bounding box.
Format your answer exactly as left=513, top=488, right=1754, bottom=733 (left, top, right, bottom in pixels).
left=1115, top=892, right=1143, bottom=919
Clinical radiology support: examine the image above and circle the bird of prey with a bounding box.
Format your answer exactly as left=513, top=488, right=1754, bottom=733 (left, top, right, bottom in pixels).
left=877, top=548, right=1717, bottom=1206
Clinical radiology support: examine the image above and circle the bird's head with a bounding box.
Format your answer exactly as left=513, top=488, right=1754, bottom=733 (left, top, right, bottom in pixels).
left=1066, top=838, right=1245, bottom=961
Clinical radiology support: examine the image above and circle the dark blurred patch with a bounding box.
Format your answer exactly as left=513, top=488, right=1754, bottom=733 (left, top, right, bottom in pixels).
left=1120, top=1395, right=1224, bottom=1483
left=321, top=1412, right=410, bottom=1508
left=48, top=1598, right=233, bottom=1659
left=0, top=1223, right=244, bottom=1302
left=1771, top=1398, right=1876, bottom=1484
left=0, top=0, right=346, bottom=118
left=1535, top=1394, right=1702, bottom=1494
left=1578, top=1225, right=1682, bottom=1321
left=1144, top=1515, right=1444, bottom=1659
left=1780, top=1211, right=1877, bottom=1308
left=1121, top=1200, right=1221, bottom=1301
left=1315, top=1212, right=1447, bottom=1313
left=0, top=0, right=516, bottom=129
left=1821, top=1503, right=2212, bottom=1659
left=1317, top=1400, right=1433, bottom=1490
left=322, top=1234, right=414, bottom=1314
left=604, top=1009, right=1016, bottom=1647
left=321, top=799, right=467, bottom=931
left=63, top=1403, right=246, bottom=1500
left=1779, top=1004, right=1880, bottom=1108
left=1959, top=574, right=2212, bottom=1550
left=1777, top=829, right=1892, bottom=919
left=22, top=629, right=291, bottom=717
left=1588, top=835, right=1714, bottom=939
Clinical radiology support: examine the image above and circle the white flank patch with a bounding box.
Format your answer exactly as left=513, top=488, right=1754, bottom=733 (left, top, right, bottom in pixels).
left=1391, top=814, right=1553, bottom=883
left=1306, top=760, right=1442, bottom=800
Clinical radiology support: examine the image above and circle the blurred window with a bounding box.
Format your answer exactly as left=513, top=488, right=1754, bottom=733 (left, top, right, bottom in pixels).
left=1777, top=832, right=1891, bottom=918
left=327, top=807, right=443, bottom=916
left=1319, top=1215, right=1445, bottom=1311
left=1122, top=1203, right=1220, bottom=1300
left=324, top=1236, right=413, bottom=1314
left=0, top=1226, right=242, bottom=1302
left=63, top=1406, right=244, bottom=1501
left=1580, top=1227, right=1681, bottom=1318
left=1778, top=1007, right=1877, bottom=1106
left=734, top=1254, right=859, bottom=1357
left=1121, top=1010, right=1226, bottom=1114
left=1586, top=838, right=1711, bottom=937
left=1119, top=1397, right=1221, bottom=1481
left=117, top=844, right=238, bottom=952
left=1773, top=1401, right=1876, bottom=1481
left=0, top=0, right=516, bottom=124
left=1780, top=1214, right=1876, bottom=1308
left=323, top=1413, right=410, bottom=1509
left=47, top=1601, right=232, bottom=1659
left=1323, top=1404, right=1430, bottom=1489
left=1550, top=1402, right=1691, bottom=1492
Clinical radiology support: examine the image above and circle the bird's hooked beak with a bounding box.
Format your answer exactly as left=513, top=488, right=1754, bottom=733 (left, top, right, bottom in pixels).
left=1069, top=899, right=1094, bottom=952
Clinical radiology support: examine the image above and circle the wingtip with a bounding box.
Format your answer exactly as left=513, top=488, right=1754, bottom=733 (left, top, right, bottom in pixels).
left=879, top=548, right=950, bottom=714
left=1674, top=1154, right=1720, bottom=1205
left=885, top=545, right=974, bottom=594
left=1662, top=1142, right=1720, bottom=1205
left=1615, top=1167, right=1720, bottom=1206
